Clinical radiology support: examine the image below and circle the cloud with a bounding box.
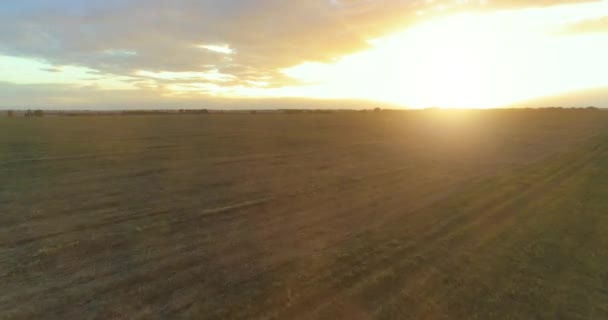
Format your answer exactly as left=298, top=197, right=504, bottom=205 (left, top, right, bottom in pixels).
left=40, top=67, right=62, bottom=73
left=560, top=15, right=608, bottom=33
left=518, top=85, right=608, bottom=107
left=0, top=0, right=599, bottom=105
left=0, top=80, right=397, bottom=110
left=0, top=81, right=164, bottom=108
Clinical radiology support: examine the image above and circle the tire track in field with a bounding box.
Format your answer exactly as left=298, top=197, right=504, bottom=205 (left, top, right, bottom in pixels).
left=338, top=143, right=604, bottom=318
left=0, top=140, right=394, bottom=227
left=201, top=151, right=588, bottom=320
left=142, top=171, right=464, bottom=317
left=71, top=139, right=604, bottom=318
left=0, top=152, right=584, bottom=318
left=26, top=167, right=430, bottom=315
left=331, top=143, right=606, bottom=320
left=1, top=152, right=470, bottom=318
left=0, top=157, right=404, bottom=247
left=1, top=160, right=422, bottom=316
left=3, top=132, right=604, bottom=318
left=368, top=159, right=601, bottom=320
left=265, top=141, right=608, bottom=320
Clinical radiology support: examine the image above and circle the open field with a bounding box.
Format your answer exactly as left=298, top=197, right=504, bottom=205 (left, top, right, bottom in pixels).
left=2, top=110, right=608, bottom=319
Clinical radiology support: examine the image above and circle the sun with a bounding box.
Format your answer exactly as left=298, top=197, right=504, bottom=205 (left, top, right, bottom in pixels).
left=349, top=13, right=535, bottom=109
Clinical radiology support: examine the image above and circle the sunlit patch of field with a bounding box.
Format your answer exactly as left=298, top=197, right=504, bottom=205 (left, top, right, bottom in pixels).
left=1, top=109, right=608, bottom=319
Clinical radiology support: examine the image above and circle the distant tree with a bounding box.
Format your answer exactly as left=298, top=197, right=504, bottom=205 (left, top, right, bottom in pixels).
left=587, top=106, right=598, bottom=110
left=283, top=109, right=302, bottom=114
left=7, top=110, right=14, bottom=117
left=374, top=107, right=382, bottom=112
left=250, top=110, right=257, bottom=115
left=25, top=110, right=34, bottom=117
left=34, top=110, right=44, bottom=117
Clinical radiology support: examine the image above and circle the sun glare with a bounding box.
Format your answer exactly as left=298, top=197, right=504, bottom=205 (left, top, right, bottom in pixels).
left=279, top=2, right=608, bottom=108
left=377, top=14, right=516, bottom=108
left=280, top=13, right=530, bottom=108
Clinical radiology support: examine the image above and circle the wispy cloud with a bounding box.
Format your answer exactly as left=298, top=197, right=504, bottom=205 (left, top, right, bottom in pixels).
left=560, top=15, right=608, bottom=33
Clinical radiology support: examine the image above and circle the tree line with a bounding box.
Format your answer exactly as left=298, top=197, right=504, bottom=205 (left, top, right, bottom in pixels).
left=4, top=110, right=44, bottom=117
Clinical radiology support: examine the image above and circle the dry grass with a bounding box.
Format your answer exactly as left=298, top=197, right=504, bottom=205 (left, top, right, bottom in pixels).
left=1, top=109, right=608, bottom=319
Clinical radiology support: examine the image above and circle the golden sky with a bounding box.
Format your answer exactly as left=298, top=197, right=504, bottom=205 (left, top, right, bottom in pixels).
left=1, top=0, right=608, bottom=109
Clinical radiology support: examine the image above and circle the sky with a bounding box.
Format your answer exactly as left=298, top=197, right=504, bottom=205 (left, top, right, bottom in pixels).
left=1, top=0, right=608, bottom=109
